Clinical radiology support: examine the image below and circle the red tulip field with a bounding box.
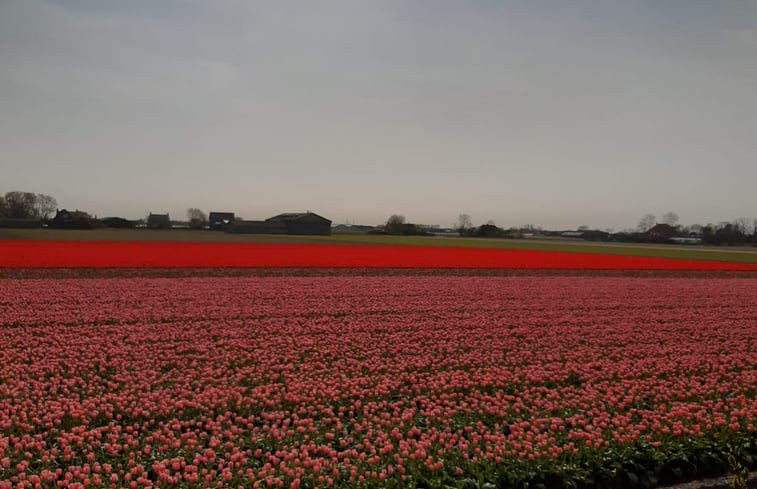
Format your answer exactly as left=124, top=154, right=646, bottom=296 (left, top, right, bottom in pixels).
left=3, top=240, right=757, bottom=270
left=1, top=269, right=756, bottom=489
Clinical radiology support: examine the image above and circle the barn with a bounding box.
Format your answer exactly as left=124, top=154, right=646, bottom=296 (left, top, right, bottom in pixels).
left=49, top=209, right=95, bottom=229
left=645, top=223, right=678, bottom=240
left=208, top=212, right=235, bottom=230
left=266, top=212, right=332, bottom=236
left=147, top=213, right=171, bottom=230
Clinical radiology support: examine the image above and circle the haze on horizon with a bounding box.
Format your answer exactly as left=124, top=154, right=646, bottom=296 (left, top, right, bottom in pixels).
left=1, top=0, right=756, bottom=231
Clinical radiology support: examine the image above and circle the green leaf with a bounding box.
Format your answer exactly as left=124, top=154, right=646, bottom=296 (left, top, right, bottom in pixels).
left=648, top=474, right=659, bottom=488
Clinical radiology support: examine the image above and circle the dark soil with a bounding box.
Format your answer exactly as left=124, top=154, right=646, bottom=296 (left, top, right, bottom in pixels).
left=661, top=470, right=757, bottom=489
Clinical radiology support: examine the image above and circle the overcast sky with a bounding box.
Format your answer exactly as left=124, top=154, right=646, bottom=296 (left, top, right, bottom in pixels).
left=1, top=0, right=756, bottom=230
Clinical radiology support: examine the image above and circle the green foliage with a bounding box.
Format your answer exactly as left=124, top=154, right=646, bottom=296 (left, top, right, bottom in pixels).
left=728, top=438, right=750, bottom=489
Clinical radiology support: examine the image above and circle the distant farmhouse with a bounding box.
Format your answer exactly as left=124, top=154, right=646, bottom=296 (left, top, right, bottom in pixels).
left=267, top=212, right=331, bottom=235
left=208, top=212, right=235, bottom=230
left=225, top=212, right=331, bottom=236
left=644, top=223, right=702, bottom=244
left=147, top=213, right=171, bottom=230
left=50, top=209, right=95, bottom=229
left=645, top=223, right=678, bottom=240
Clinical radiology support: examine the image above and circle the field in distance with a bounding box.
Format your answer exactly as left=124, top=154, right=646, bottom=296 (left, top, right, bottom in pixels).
left=2, top=227, right=757, bottom=264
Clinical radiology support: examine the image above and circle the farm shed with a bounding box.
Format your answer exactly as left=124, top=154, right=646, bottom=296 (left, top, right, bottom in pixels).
left=645, top=223, right=678, bottom=240
left=266, top=212, right=332, bottom=236
left=147, top=213, right=171, bottom=230
left=49, top=209, right=95, bottom=229
left=208, top=212, right=235, bottom=230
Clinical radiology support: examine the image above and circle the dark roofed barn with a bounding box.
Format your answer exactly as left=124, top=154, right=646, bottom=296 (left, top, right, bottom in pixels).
left=147, top=213, right=171, bottom=230
left=645, top=223, right=678, bottom=240
left=50, top=209, right=95, bottom=230
left=208, top=212, right=235, bottom=231
left=266, top=212, right=332, bottom=236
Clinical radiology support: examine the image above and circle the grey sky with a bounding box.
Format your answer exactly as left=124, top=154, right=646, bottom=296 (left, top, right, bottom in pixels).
left=1, top=0, right=755, bottom=230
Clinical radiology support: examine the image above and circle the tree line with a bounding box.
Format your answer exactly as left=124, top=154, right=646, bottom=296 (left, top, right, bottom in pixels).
left=380, top=212, right=757, bottom=247
left=3, top=190, right=756, bottom=246
left=636, top=212, right=757, bottom=246
left=0, top=191, right=211, bottom=230
left=0, top=191, right=57, bottom=220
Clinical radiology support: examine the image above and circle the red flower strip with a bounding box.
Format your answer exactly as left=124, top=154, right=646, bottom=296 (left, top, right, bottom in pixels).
left=1, top=239, right=756, bottom=270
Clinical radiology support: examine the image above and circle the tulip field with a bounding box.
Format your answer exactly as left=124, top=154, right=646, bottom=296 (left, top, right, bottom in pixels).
left=3, top=240, right=757, bottom=270
left=1, top=256, right=756, bottom=488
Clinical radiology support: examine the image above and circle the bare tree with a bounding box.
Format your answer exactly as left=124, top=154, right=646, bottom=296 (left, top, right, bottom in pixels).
left=34, top=194, right=58, bottom=219
left=690, top=224, right=703, bottom=233
left=187, top=208, right=208, bottom=230
left=455, top=214, right=473, bottom=236
left=2, top=191, right=57, bottom=219
left=637, top=214, right=656, bottom=232
left=4, top=192, right=34, bottom=219
left=733, top=217, right=752, bottom=236
left=661, top=211, right=679, bottom=227
left=0, top=196, right=6, bottom=218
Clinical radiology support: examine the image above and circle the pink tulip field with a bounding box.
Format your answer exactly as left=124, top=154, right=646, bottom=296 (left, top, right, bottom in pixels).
left=1, top=273, right=756, bottom=488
